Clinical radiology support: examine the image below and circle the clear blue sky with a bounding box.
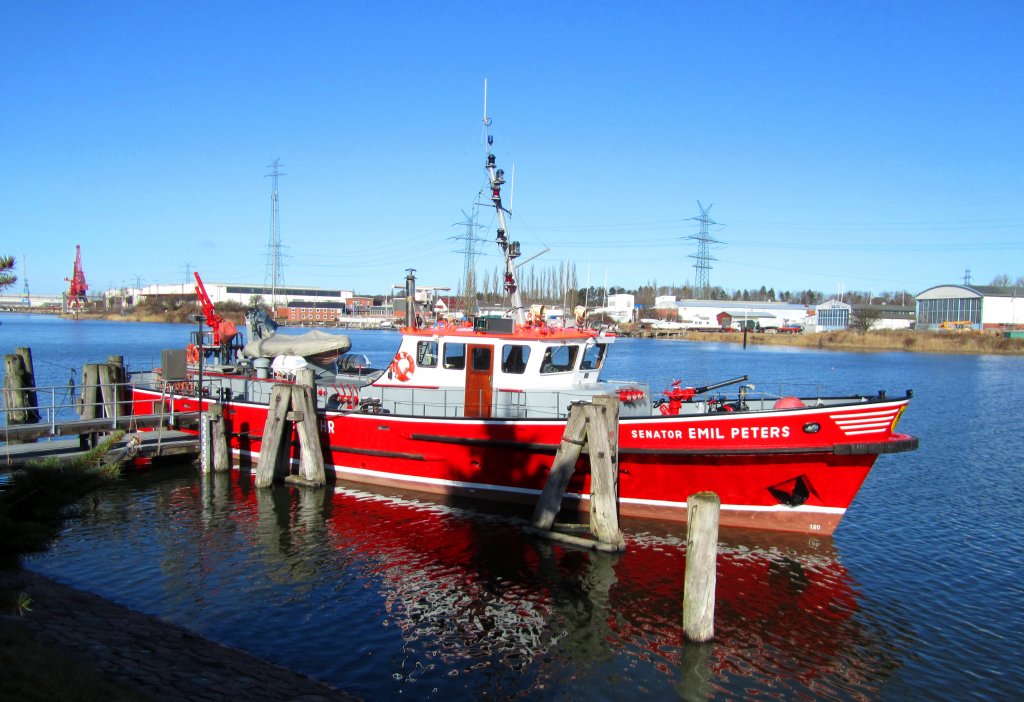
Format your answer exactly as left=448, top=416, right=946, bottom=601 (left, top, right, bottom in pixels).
left=3, top=1, right=1022, bottom=299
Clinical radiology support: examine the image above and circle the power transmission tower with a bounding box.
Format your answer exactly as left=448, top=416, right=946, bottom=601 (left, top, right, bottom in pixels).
left=452, top=207, right=486, bottom=317
left=264, top=159, right=286, bottom=310
left=685, top=201, right=722, bottom=299
left=963, top=268, right=971, bottom=286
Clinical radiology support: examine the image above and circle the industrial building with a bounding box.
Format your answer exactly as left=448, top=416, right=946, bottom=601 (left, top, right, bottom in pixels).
left=915, top=285, right=1023, bottom=330
left=129, top=281, right=354, bottom=308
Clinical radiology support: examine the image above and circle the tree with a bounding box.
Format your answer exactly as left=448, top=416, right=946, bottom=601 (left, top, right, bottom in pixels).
left=0, top=256, right=16, bottom=291
left=850, top=307, right=882, bottom=332
left=991, top=274, right=1011, bottom=286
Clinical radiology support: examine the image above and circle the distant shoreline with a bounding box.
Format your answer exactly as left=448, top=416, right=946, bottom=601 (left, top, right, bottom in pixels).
left=618, top=326, right=1024, bottom=355
left=4, top=309, right=1022, bottom=355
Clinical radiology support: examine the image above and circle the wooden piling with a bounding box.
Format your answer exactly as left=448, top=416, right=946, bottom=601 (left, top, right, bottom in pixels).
left=255, top=384, right=292, bottom=487
left=97, top=363, right=117, bottom=420
left=290, top=387, right=325, bottom=486
left=588, top=395, right=623, bottom=549
left=15, top=347, right=40, bottom=422
left=199, top=405, right=231, bottom=474
left=211, top=407, right=231, bottom=473
left=3, top=352, right=39, bottom=444
left=532, top=404, right=589, bottom=530
left=78, top=363, right=100, bottom=420
left=254, top=371, right=325, bottom=488
left=528, top=396, right=624, bottom=552
left=683, top=491, right=720, bottom=643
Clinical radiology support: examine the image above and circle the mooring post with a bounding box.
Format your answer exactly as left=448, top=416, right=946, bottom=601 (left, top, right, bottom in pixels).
left=531, top=403, right=589, bottom=530
left=211, top=406, right=231, bottom=473
left=3, top=353, right=37, bottom=445
left=78, top=363, right=99, bottom=420
left=290, top=369, right=325, bottom=486
left=199, top=403, right=230, bottom=474
left=15, top=347, right=40, bottom=422
left=76, top=363, right=101, bottom=448
left=588, top=395, right=624, bottom=549
left=107, top=355, right=129, bottom=416
left=683, top=491, right=720, bottom=643
left=97, top=362, right=116, bottom=421
left=255, top=384, right=293, bottom=488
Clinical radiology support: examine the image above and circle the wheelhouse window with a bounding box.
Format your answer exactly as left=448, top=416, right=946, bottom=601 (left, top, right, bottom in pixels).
left=416, top=340, right=438, bottom=368
left=443, top=342, right=465, bottom=370
left=540, top=345, right=579, bottom=374
left=471, top=347, right=492, bottom=371
left=580, top=342, right=607, bottom=370
left=501, top=344, right=531, bottom=374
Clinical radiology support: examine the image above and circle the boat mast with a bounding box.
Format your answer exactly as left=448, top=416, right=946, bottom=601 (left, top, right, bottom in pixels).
left=483, top=81, right=526, bottom=325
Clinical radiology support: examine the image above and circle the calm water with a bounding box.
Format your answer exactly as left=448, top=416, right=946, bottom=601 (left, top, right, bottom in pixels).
left=3, top=313, right=1022, bottom=700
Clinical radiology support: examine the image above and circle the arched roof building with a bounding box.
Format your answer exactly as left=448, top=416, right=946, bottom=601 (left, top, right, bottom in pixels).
left=915, top=285, right=1023, bottom=330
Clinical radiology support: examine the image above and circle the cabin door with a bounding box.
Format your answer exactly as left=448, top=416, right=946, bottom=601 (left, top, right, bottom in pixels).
left=465, top=344, right=494, bottom=418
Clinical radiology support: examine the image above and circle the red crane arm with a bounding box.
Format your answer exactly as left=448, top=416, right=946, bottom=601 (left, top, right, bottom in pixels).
left=193, top=271, right=227, bottom=344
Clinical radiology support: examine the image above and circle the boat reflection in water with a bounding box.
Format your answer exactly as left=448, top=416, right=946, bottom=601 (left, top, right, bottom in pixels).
left=175, top=469, right=900, bottom=699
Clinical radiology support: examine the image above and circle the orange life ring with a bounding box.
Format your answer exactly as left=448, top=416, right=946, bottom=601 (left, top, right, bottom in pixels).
left=391, top=351, right=415, bottom=381
left=186, top=343, right=200, bottom=364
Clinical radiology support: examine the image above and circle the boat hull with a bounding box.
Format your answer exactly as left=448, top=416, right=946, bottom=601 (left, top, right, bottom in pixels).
left=133, top=388, right=915, bottom=535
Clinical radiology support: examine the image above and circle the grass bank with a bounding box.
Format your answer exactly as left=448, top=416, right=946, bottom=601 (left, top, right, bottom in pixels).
left=627, top=328, right=1024, bottom=355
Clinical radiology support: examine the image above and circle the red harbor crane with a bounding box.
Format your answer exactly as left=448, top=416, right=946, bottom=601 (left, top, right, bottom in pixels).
left=65, top=244, right=88, bottom=309
left=190, top=272, right=239, bottom=362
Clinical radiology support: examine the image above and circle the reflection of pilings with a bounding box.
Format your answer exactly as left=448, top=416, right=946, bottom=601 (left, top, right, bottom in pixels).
left=676, top=642, right=713, bottom=702
left=253, top=484, right=328, bottom=588
left=295, top=486, right=328, bottom=544
left=529, top=541, right=621, bottom=669
left=199, top=470, right=233, bottom=529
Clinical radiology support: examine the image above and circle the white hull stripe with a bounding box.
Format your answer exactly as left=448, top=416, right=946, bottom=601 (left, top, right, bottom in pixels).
left=237, top=449, right=847, bottom=516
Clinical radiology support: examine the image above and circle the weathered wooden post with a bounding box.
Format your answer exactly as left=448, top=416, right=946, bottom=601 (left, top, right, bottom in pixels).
left=683, top=491, right=720, bottom=642
left=107, top=354, right=130, bottom=416
left=290, top=369, right=325, bottom=486
left=532, top=403, right=589, bottom=530
left=78, top=363, right=100, bottom=420
left=588, top=395, right=623, bottom=549
left=97, top=362, right=117, bottom=420
left=3, top=352, right=39, bottom=444
left=528, top=396, right=624, bottom=552
left=212, top=407, right=231, bottom=473
left=255, top=369, right=325, bottom=488
left=255, top=384, right=293, bottom=488
left=15, top=347, right=40, bottom=422
left=199, top=404, right=231, bottom=474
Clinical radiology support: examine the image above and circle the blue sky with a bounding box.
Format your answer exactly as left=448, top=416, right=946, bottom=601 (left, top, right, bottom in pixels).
left=3, top=1, right=1021, bottom=299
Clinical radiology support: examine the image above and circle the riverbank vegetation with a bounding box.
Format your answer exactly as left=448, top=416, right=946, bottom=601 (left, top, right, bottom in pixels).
left=622, top=326, right=1024, bottom=355
left=0, top=433, right=125, bottom=569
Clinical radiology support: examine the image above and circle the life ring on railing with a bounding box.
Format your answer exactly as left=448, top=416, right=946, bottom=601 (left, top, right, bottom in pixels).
left=185, top=344, right=200, bottom=364
left=390, top=351, right=415, bottom=381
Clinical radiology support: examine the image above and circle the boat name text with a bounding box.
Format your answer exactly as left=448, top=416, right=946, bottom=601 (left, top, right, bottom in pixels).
left=631, top=426, right=791, bottom=441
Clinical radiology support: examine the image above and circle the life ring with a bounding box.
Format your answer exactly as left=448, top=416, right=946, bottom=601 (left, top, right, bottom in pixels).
left=186, top=343, right=200, bottom=364
left=391, top=351, right=415, bottom=381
